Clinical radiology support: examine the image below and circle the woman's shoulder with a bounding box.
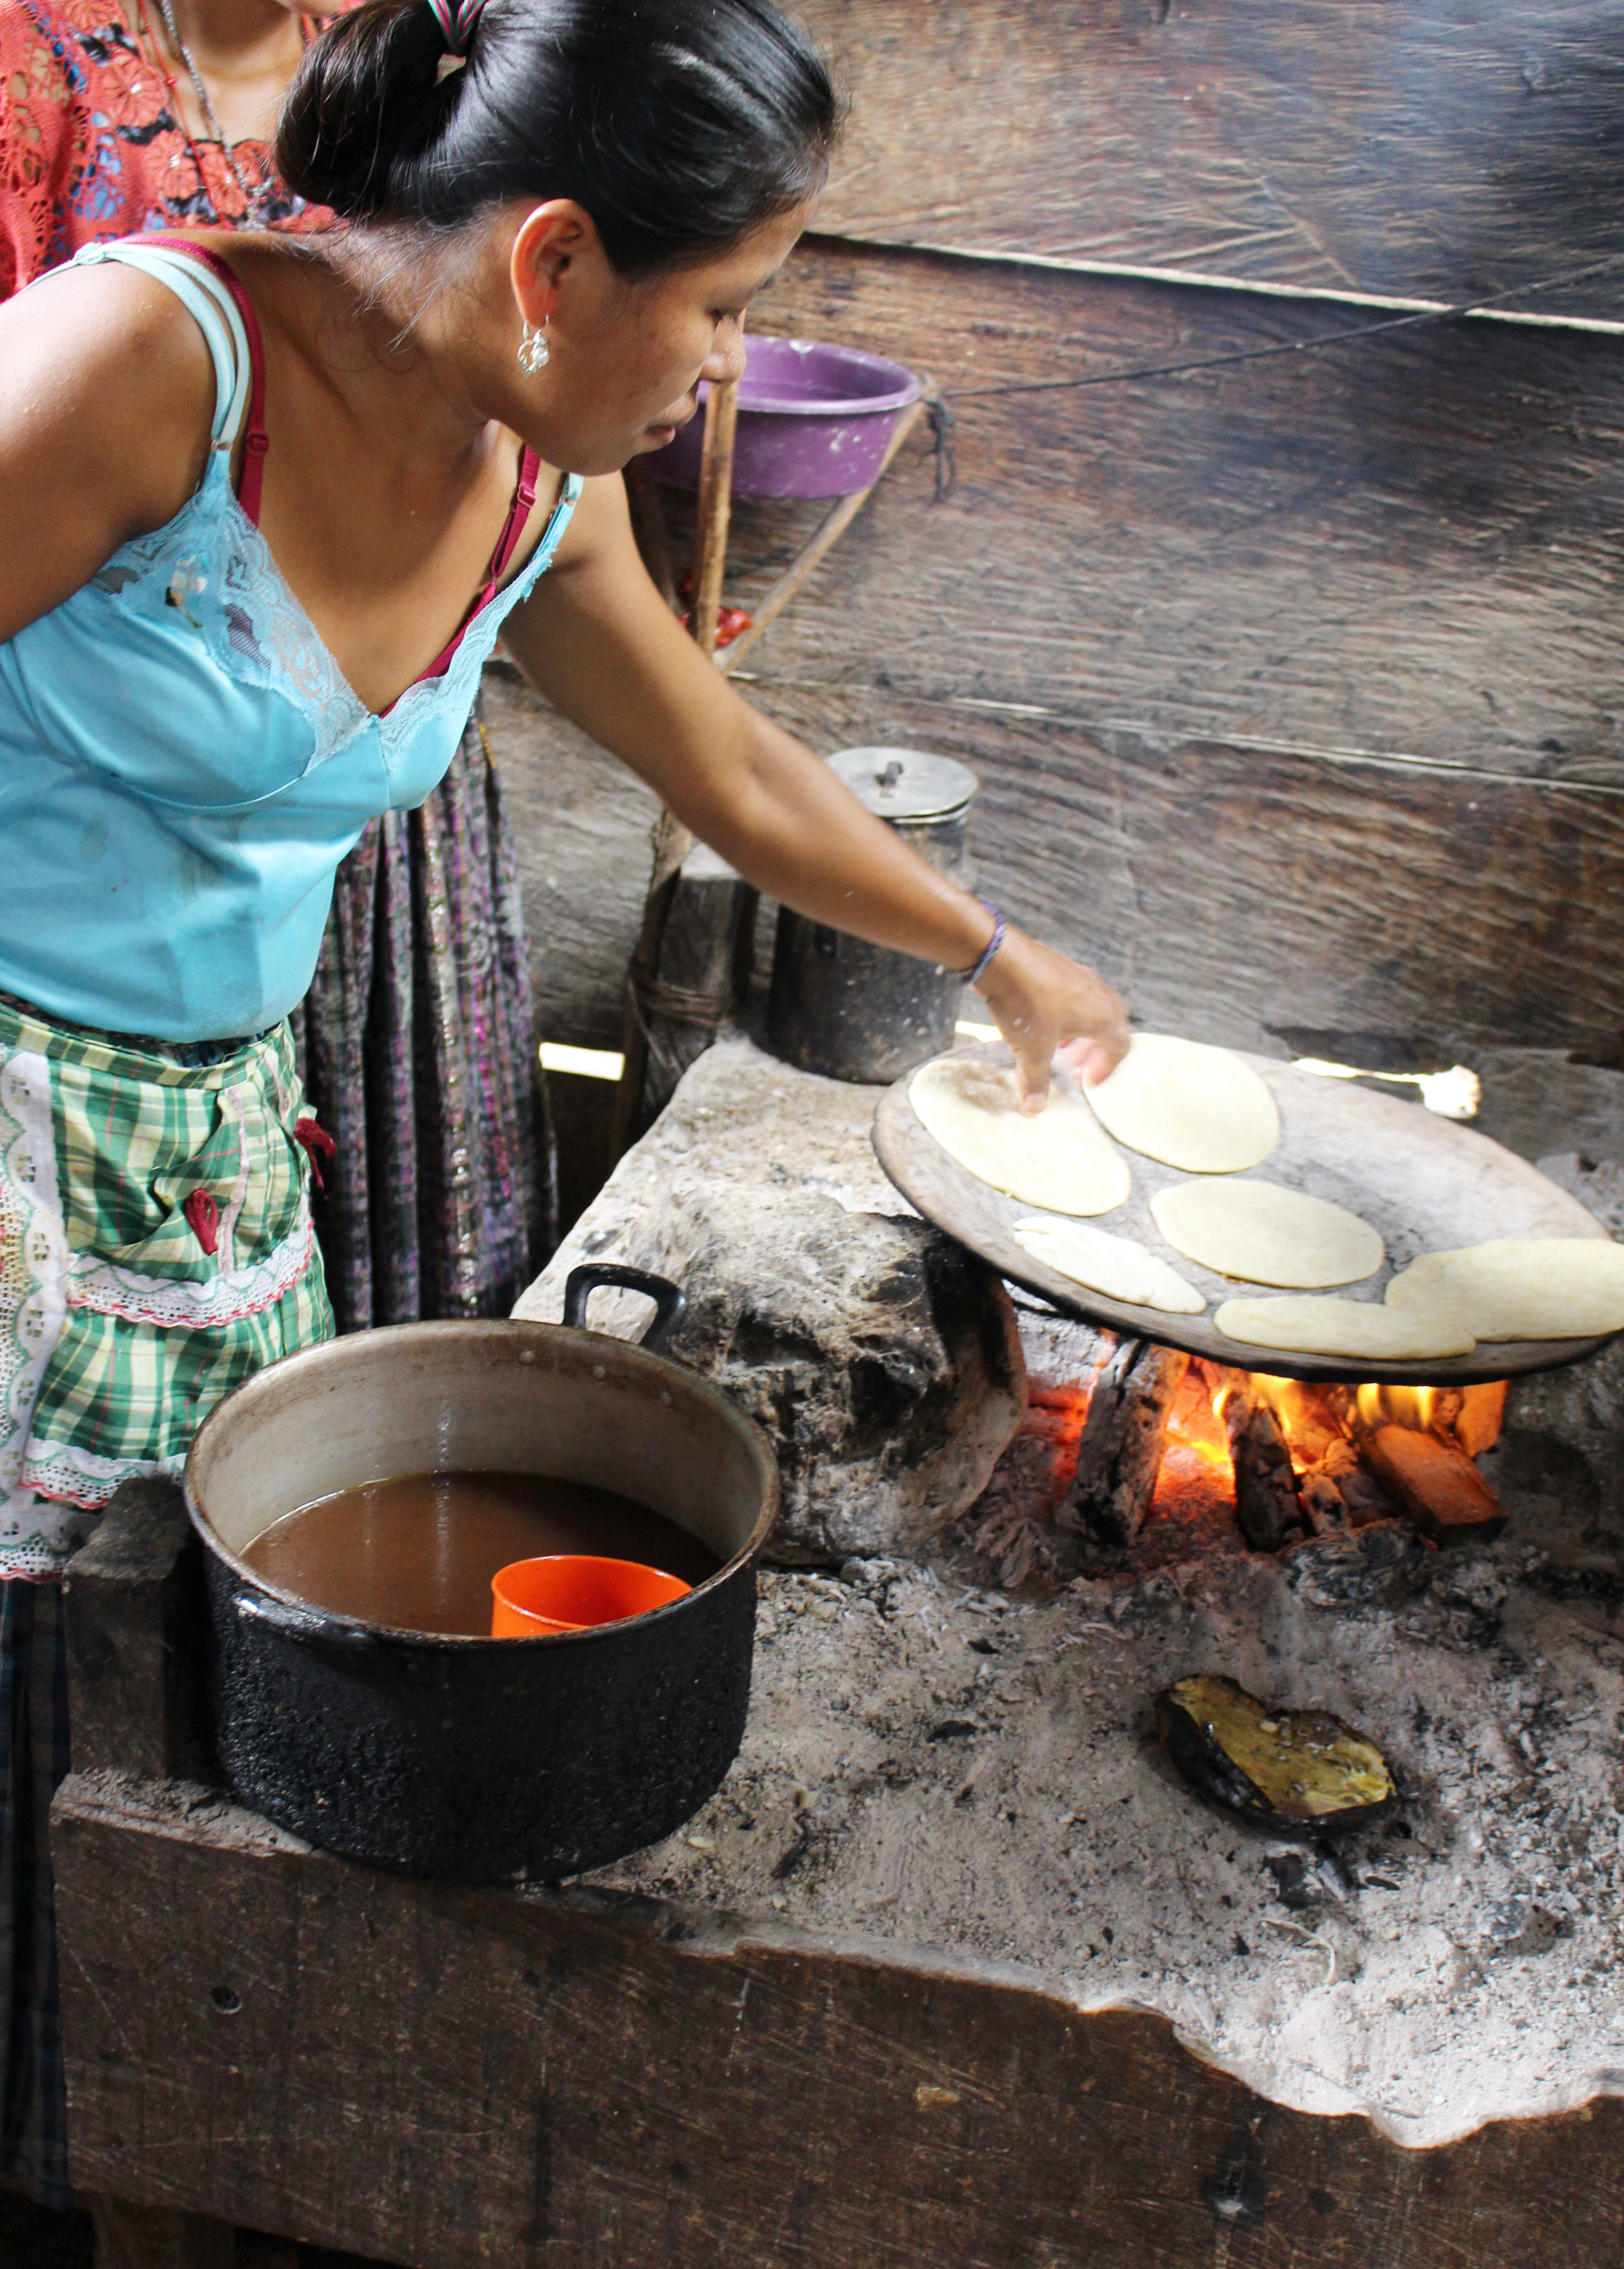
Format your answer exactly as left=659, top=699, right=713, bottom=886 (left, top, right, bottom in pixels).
left=7, top=249, right=220, bottom=438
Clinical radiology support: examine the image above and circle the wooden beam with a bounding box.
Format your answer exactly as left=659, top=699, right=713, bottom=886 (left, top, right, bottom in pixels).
left=610, top=378, right=739, bottom=1159
left=53, top=1772, right=1624, bottom=2269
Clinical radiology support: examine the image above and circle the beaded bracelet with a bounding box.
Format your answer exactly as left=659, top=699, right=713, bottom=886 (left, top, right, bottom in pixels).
left=958, top=904, right=1007, bottom=988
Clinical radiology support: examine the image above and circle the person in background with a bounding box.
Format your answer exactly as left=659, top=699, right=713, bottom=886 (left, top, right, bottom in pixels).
left=0, top=0, right=548, bottom=2215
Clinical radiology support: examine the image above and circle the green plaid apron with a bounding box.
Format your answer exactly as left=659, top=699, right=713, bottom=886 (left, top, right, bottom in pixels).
left=0, top=1001, right=333, bottom=1575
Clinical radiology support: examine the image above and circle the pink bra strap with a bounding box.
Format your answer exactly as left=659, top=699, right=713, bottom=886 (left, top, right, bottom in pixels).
left=412, top=448, right=544, bottom=690
left=159, top=238, right=271, bottom=527
left=491, top=448, right=540, bottom=579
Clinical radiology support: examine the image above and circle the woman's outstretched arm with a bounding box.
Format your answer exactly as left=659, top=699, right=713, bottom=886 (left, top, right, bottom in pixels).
left=502, top=469, right=1129, bottom=1104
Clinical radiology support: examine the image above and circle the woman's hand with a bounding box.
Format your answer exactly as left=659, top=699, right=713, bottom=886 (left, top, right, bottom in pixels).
left=505, top=481, right=1134, bottom=1099
left=974, top=926, right=1130, bottom=1112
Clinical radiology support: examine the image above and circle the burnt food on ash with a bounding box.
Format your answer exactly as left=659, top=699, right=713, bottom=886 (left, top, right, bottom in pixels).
left=1156, top=1674, right=1396, bottom=1840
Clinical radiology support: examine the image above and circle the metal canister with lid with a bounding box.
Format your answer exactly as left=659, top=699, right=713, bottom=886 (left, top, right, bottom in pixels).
left=766, top=746, right=980, bottom=1084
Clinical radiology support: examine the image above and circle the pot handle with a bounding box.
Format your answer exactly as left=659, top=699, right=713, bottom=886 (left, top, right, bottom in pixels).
left=563, top=1263, right=687, bottom=1351
left=233, top=1589, right=380, bottom=1659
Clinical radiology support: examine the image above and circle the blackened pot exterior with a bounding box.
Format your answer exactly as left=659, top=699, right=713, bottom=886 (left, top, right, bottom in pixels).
left=203, top=1549, right=756, bottom=1882
left=186, top=1280, right=777, bottom=1884
left=767, top=749, right=979, bottom=1084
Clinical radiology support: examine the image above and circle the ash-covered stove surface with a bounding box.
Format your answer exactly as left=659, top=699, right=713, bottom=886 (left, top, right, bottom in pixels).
left=589, top=1307, right=1624, bottom=2151
left=874, top=1042, right=1614, bottom=1384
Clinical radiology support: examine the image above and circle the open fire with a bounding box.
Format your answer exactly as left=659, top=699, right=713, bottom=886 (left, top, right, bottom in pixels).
left=1179, top=1367, right=1508, bottom=1550
left=969, top=1324, right=1512, bottom=1589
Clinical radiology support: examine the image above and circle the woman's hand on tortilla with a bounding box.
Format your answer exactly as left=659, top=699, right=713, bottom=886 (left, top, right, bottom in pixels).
left=974, top=928, right=1130, bottom=1113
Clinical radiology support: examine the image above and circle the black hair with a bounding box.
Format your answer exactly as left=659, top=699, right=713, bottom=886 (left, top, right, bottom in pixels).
left=277, top=0, right=839, bottom=274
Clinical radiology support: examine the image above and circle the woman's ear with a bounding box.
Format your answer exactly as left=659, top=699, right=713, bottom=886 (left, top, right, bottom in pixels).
left=510, top=200, right=600, bottom=327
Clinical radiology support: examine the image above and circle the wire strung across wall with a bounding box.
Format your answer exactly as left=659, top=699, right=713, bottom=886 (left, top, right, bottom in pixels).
left=921, top=250, right=1624, bottom=500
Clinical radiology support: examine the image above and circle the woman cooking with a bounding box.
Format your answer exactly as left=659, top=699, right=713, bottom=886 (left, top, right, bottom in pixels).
left=0, top=0, right=1128, bottom=2210
left=3, top=0, right=563, bottom=1354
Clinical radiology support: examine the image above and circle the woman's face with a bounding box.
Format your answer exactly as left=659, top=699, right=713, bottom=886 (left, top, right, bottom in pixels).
left=504, top=202, right=812, bottom=476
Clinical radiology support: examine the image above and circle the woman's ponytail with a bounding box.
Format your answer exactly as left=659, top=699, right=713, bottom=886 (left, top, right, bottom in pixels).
left=277, top=0, right=840, bottom=268
left=278, top=0, right=462, bottom=221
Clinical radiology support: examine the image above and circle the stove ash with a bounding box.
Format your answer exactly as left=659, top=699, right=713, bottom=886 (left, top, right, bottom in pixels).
left=962, top=1310, right=1510, bottom=1596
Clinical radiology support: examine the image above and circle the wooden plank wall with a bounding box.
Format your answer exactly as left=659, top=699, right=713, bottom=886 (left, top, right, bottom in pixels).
left=491, top=0, right=1624, bottom=1079
left=796, top=0, right=1624, bottom=314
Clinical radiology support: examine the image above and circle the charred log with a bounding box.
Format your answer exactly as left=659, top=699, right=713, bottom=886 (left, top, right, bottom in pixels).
left=1297, top=1437, right=1402, bottom=1534
left=1222, top=1385, right=1305, bottom=1552
left=1068, top=1337, right=1189, bottom=1546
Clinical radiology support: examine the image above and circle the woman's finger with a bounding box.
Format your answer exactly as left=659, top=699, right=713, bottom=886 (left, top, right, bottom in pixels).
left=1012, top=1028, right=1058, bottom=1112
left=1057, top=1033, right=1123, bottom=1086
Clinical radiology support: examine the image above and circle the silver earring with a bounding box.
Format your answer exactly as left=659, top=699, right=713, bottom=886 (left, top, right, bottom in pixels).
left=518, top=319, right=550, bottom=374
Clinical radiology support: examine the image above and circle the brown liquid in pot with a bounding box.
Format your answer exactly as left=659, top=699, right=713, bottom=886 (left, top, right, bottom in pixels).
left=240, top=1471, right=719, bottom=1637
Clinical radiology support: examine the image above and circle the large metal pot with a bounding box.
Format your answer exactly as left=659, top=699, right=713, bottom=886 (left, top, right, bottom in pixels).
left=184, top=1265, right=778, bottom=1885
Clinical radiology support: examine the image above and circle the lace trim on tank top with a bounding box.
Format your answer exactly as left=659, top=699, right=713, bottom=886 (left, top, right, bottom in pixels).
left=74, top=241, right=582, bottom=785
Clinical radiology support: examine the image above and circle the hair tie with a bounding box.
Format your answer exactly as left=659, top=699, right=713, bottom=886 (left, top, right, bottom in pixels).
left=427, top=0, right=485, bottom=76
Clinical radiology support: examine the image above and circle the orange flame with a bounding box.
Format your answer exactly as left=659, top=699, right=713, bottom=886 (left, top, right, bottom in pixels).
left=1357, top=1381, right=1440, bottom=1432
left=1354, top=1379, right=1507, bottom=1453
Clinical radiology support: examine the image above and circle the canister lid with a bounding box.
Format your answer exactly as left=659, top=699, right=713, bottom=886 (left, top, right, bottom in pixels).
left=828, top=747, right=978, bottom=824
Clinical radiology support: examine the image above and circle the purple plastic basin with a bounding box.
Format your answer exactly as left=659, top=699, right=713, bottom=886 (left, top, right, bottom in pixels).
left=643, top=335, right=923, bottom=501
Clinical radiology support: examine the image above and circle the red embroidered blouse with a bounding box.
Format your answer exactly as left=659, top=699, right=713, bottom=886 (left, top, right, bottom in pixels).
left=0, top=0, right=339, bottom=296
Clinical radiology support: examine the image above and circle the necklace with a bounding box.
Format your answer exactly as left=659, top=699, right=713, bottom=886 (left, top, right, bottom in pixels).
left=147, top=0, right=272, bottom=224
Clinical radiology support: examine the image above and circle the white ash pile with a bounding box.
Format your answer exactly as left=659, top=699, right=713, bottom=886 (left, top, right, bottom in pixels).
left=592, top=1532, right=1624, bottom=2146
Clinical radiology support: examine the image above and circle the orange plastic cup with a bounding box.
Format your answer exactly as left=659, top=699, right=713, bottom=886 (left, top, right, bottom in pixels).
left=491, top=1554, right=692, bottom=1637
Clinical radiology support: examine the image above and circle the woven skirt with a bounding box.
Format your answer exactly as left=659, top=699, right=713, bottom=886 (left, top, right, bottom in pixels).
left=0, top=1001, right=333, bottom=2201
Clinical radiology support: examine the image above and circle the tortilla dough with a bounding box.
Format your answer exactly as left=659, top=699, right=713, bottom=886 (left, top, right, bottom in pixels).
left=1215, top=1296, right=1477, bottom=1361
left=1384, top=1239, right=1624, bottom=1341
left=1084, top=1032, right=1280, bottom=1173
left=910, top=1057, right=1132, bottom=1216
left=1012, top=1216, right=1205, bottom=1315
left=1150, top=1179, right=1384, bottom=1288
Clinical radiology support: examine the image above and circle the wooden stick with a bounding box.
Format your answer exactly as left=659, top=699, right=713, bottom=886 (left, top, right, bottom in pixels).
left=610, top=377, right=738, bottom=1159
left=718, top=394, right=930, bottom=675
left=691, top=374, right=741, bottom=659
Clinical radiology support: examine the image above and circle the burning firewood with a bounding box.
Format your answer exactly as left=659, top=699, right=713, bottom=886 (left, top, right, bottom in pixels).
left=1068, top=1336, right=1190, bottom=1546
left=1296, top=1437, right=1401, bottom=1533
left=1359, top=1423, right=1507, bottom=1545
left=1219, top=1382, right=1304, bottom=1552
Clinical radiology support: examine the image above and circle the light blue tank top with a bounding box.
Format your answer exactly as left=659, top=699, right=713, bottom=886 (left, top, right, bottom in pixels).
left=0, top=242, right=582, bottom=1041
